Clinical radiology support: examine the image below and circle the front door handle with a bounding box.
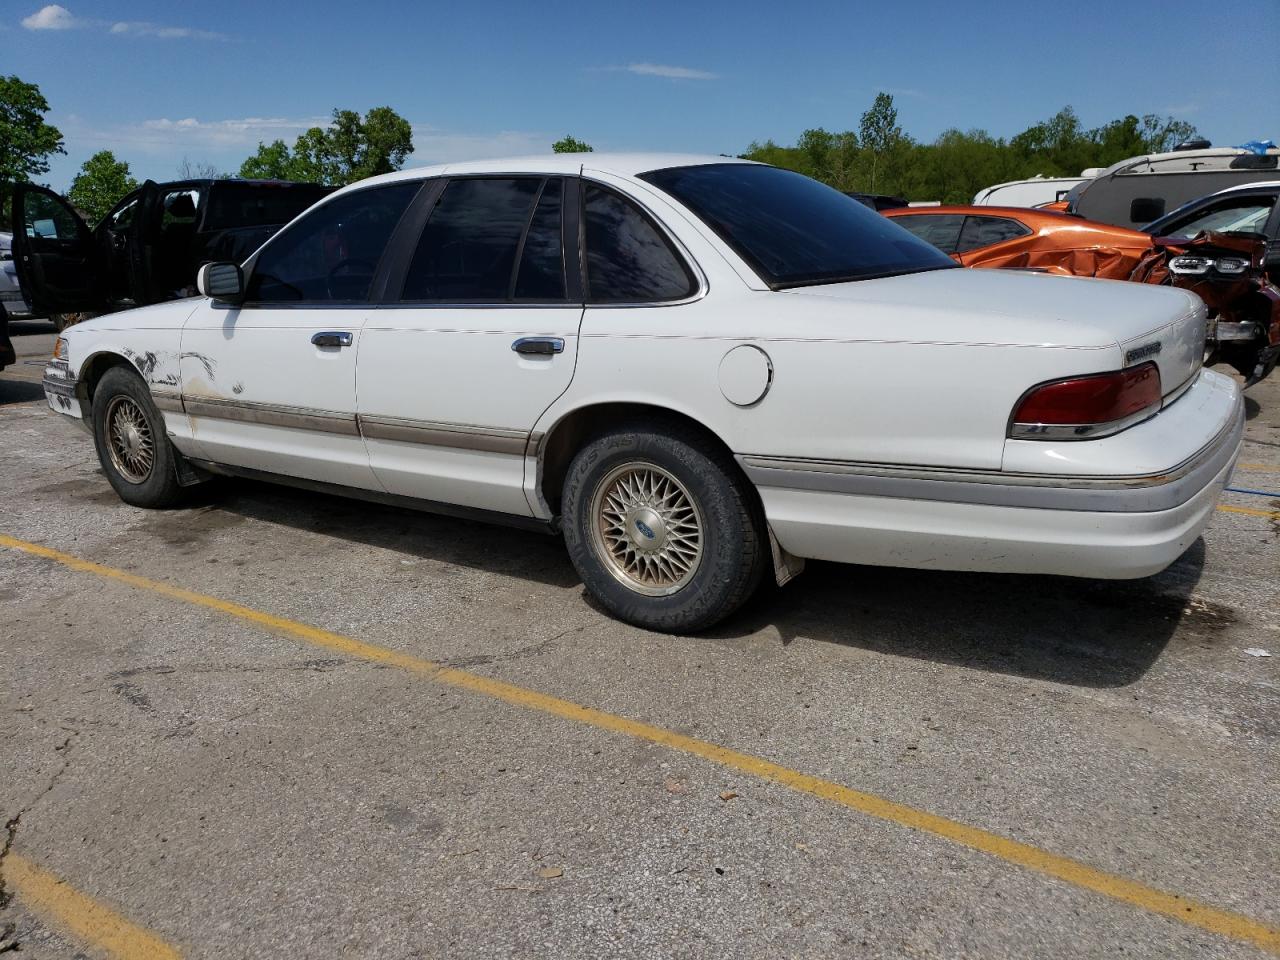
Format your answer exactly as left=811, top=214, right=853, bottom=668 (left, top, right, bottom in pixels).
left=312, top=331, right=353, bottom=348
left=512, top=337, right=564, bottom=356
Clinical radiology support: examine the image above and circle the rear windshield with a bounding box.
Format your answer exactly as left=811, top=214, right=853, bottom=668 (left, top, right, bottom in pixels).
left=639, top=163, right=956, bottom=287
left=202, top=182, right=334, bottom=231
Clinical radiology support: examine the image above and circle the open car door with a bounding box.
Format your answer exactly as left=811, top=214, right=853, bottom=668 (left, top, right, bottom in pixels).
left=10, top=183, right=109, bottom=317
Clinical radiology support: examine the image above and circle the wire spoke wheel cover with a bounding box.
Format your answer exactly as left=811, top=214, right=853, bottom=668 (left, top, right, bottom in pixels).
left=589, top=461, right=705, bottom=597
left=105, top=395, right=155, bottom=484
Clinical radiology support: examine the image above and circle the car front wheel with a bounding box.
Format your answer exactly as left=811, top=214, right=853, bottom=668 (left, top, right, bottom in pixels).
left=562, top=423, right=766, bottom=632
left=91, top=366, right=186, bottom=508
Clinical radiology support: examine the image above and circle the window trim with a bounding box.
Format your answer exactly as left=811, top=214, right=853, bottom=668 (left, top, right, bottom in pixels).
left=579, top=178, right=703, bottom=307
left=237, top=180, right=426, bottom=309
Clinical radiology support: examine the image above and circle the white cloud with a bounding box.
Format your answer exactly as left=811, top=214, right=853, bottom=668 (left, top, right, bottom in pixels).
left=21, top=4, right=81, bottom=29
left=623, top=63, right=718, bottom=81
left=20, top=5, right=227, bottom=39
left=110, top=21, right=227, bottom=40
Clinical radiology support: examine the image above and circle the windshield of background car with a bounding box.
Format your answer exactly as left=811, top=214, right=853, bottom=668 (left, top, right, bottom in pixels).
left=1148, top=196, right=1275, bottom=239
left=203, top=183, right=335, bottom=231
left=640, top=164, right=958, bottom=287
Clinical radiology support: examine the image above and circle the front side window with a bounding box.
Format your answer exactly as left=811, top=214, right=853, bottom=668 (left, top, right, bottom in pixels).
left=892, top=214, right=965, bottom=254
left=402, top=178, right=543, bottom=301
left=956, top=216, right=1030, bottom=252
left=23, top=191, right=83, bottom=241
left=105, top=196, right=140, bottom=231
left=583, top=184, right=696, bottom=302
left=640, top=163, right=955, bottom=287
left=246, top=182, right=419, bottom=303
left=1156, top=198, right=1275, bottom=240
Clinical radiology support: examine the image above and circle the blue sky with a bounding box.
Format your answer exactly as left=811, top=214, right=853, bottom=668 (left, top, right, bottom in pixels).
left=8, top=0, right=1279, bottom=191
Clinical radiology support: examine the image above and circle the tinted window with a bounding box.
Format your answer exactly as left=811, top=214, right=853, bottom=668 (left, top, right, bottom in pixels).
left=640, top=164, right=955, bottom=287
left=892, top=214, right=965, bottom=254
left=403, top=178, right=541, bottom=301
left=956, top=216, right=1030, bottom=253
left=23, top=191, right=84, bottom=242
left=247, top=183, right=418, bottom=303
left=514, top=179, right=566, bottom=299
left=203, top=183, right=334, bottom=231
left=583, top=185, right=695, bottom=301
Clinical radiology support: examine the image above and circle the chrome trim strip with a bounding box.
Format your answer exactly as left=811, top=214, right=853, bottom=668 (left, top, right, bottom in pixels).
left=41, top=377, right=76, bottom=399
left=740, top=395, right=1244, bottom=514
left=149, top=390, right=184, bottom=413
left=183, top=396, right=360, bottom=436
left=359, top=415, right=527, bottom=455
left=1010, top=405, right=1158, bottom=440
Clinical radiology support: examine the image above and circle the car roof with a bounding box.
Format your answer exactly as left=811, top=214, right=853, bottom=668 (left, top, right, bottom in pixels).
left=885, top=204, right=1069, bottom=219
left=1201, top=180, right=1280, bottom=198
left=335, top=153, right=756, bottom=195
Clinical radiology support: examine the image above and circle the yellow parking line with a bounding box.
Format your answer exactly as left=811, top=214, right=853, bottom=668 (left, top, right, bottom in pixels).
left=1218, top=504, right=1280, bottom=519
left=5, top=851, right=181, bottom=959
left=2, top=531, right=1278, bottom=956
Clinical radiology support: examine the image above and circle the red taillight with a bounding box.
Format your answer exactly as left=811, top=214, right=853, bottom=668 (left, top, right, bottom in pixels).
left=1011, top=362, right=1161, bottom=439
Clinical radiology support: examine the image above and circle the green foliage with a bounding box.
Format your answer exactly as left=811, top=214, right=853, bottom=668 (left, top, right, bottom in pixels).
left=552, top=135, right=594, bottom=153
left=742, top=93, right=1202, bottom=205
left=0, top=74, right=66, bottom=228
left=239, top=107, right=414, bottom=186
left=67, top=151, right=139, bottom=224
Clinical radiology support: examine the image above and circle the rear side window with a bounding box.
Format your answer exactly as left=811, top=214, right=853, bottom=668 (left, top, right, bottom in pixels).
left=956, top=216, right=1030, bottom=253
left=892, top=214, right=965, bottom=254
left=247, top=182, right=418, bottom=303
left=402, top=178, right=542, bottom=301
left=583, top=185, right=696, bottom=302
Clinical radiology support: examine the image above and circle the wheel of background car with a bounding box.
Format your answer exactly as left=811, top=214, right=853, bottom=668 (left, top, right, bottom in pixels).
left=90, top=366, right=186, bottom=508
left=562, top=422, right=766, bottom=633
left=52, top=312, right=94, bottom=332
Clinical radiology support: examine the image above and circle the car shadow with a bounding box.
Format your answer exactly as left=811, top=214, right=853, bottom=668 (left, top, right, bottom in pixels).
left=205, top=478, right=1204, bottom=689
left=1244, top=395, right=1260, bottom=421
left=709, top=540, right=1209, bottom=688
left=0, top=378, right=46, bottom=405
left=213, top=479, right=581, bottom=589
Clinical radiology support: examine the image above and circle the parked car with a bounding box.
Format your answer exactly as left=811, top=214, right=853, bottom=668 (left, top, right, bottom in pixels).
left=1063, top=143, right=1279, bottom=229
left=10, top=178, right=333, bottom=329
left=886, top=185, right=1280, bottom=386
left=883, top=205, right=1153, bottom=279
left=1, top=232, right=33, bottom=320
left=39, top=155, right=1242, bottom=631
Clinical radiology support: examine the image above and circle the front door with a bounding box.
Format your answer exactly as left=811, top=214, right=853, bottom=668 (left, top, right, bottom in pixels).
left=358, top=175, right=583, bottom=516
left=9, top=184, right=109, bottom=316
left=179, top=180, right=422, bottom=490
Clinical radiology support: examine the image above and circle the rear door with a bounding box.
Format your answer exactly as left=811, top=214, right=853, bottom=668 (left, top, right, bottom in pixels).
left=357, top=175, right=583, bottom=516
left=10, top=184, right=109, bottom=316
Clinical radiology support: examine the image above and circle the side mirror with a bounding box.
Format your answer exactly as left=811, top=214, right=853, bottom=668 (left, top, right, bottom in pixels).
left=196, top=262, right=245, bottom=304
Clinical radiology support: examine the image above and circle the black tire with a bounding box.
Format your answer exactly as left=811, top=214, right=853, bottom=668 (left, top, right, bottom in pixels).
left=562, top=421, right=767, bottom=632
left=90, top=366, right=186, bottom=508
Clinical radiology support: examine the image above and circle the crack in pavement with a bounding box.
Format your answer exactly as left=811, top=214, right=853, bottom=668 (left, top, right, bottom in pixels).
left=0, top=732, right=80, bottom=954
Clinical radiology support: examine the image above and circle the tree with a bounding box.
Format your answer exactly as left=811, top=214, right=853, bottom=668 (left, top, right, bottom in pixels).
left=68, top=151, right=138, bottom=224
left=860, top=92, right=904, bottom=192
left=177, top=157, right=224, bottom=179
left=0, top=74, right=65, bottom=228
left=552, top=135, right=593, bottom=153
left=238, top=106, right=414, bottom=186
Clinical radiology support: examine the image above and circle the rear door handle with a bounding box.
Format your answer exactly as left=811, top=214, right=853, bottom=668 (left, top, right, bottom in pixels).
left=512, top=337, right=564, bottom=356
left=312, top=331, right=353, bottom=348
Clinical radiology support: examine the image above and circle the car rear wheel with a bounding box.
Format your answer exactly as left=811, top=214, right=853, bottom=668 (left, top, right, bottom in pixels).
left=91, top=366, right=185, bottom=508
left=563, top=423, right=766, bottom=632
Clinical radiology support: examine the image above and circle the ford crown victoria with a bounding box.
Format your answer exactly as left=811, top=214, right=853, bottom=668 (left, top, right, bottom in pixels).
left=40, top=155, right=1244, bottom=631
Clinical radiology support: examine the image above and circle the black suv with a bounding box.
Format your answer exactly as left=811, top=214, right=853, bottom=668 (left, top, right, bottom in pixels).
left=10, top=178, right=333, bottom=327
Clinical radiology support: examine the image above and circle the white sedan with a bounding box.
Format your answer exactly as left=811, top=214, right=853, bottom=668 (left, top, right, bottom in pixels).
left=31, top=154, right=1243, bottom=631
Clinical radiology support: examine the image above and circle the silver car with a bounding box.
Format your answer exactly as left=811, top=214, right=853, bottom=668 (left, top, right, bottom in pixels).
left=0, top=232, right=33, bottom=319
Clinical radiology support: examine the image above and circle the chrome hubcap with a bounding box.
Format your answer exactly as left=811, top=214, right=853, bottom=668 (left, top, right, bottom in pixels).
left=590, top=461, right=703, bottom=597
left=105, top=396, right=154, bottom=484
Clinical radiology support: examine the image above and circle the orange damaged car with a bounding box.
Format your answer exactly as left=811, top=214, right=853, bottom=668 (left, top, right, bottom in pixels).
left=883, top=205, right=1153, bottom=279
